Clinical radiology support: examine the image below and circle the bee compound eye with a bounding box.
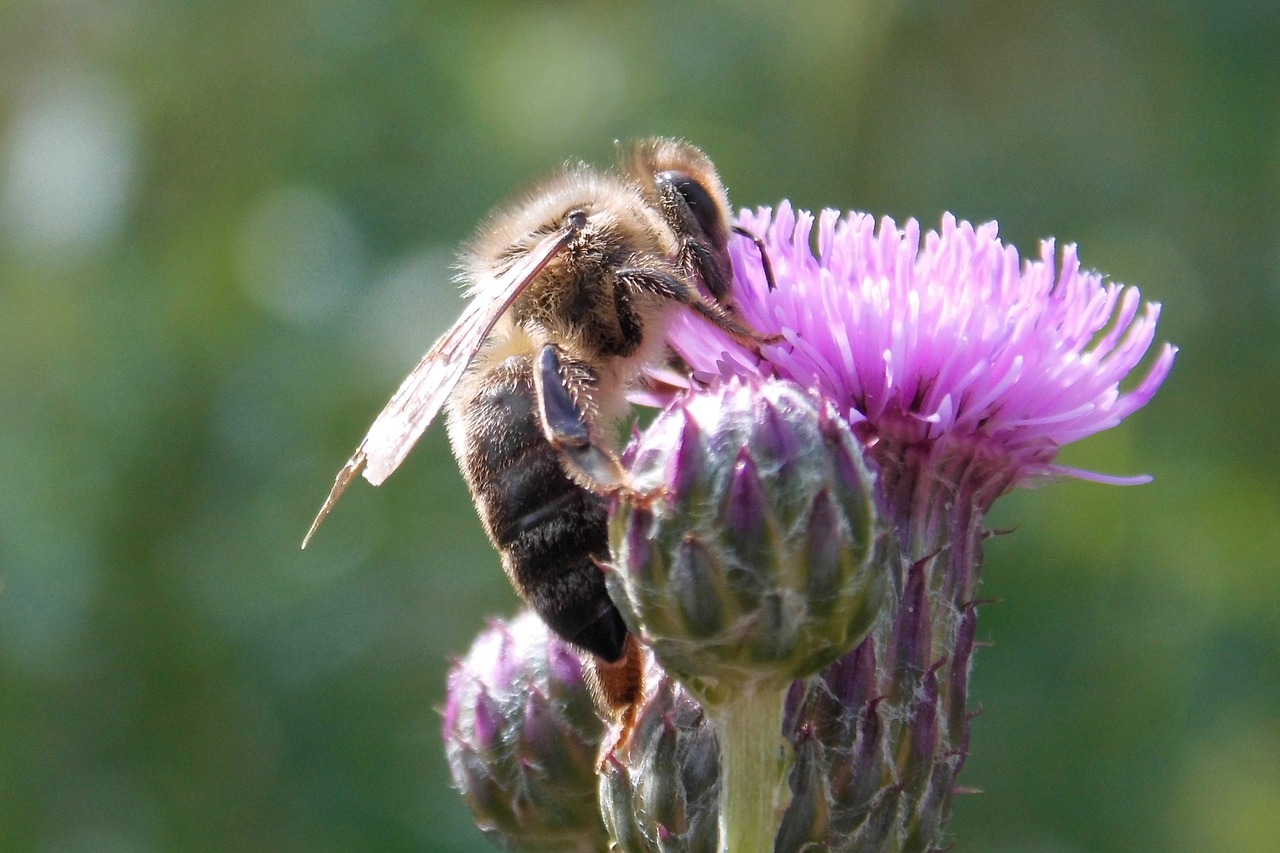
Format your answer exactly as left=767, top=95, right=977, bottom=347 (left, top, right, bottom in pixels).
left=565, top=208, right=589, bottom=231
left=657, top=171, right=723, bottom=241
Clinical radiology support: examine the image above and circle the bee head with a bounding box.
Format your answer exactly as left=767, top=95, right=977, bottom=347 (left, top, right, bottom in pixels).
left=624, top=138, right=735, bottom=300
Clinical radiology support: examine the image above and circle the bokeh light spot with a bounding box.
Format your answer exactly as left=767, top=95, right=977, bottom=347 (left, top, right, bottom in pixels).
left=1, top=70, right=139, bottom=258
left=236, top=185, right=368, bottom=326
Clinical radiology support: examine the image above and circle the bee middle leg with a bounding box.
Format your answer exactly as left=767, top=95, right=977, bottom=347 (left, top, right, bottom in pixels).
left=533, top=344, right=663, bottom=503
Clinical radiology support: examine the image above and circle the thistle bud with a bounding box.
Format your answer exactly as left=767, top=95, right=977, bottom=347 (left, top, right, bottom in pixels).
left=599, top=660, right=721, bottom=853
left=606, top=377, right=888, bottom=852
left=608, top=376, right=886, bottom=704
left=443, top=611, right=607, bottom=852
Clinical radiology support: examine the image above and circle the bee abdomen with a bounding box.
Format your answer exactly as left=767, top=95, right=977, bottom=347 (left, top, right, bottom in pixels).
left=451, top=356, right=628, bottom=663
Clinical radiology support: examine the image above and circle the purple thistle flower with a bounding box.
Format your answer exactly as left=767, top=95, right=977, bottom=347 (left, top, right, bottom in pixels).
left=627, top=203, right=1177, bottom=851
left=665, top=203, right=1176, bottom=509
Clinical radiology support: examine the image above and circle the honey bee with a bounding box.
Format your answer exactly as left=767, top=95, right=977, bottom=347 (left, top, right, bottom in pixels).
left=303, top=138, right=775, bottom=736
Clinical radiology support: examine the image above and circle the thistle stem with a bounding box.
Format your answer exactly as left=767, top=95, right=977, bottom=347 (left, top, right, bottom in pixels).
left=711, top=685, right=791, bottom=853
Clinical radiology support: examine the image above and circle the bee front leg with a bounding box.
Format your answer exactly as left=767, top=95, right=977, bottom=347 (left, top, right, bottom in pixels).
left=533, top=344, right=664, bottom=505
left=616, top=267, right=782, bottom=348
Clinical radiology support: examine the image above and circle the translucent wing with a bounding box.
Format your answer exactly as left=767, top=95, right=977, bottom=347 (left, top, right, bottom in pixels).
left=302, top=225, right=576, bottom=547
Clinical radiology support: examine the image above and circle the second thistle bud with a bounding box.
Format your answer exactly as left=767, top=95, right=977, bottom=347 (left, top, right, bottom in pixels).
left=608, top=377, right=887, bottom=706
left=443, top=611, right=608, bottom=852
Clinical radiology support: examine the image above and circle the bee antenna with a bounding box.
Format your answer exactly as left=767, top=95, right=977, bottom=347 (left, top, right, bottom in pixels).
left=731, top=224, right=777, bottom=291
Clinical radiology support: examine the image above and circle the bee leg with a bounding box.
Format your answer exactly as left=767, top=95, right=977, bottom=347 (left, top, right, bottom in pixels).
left=682, top=235, right=733, bottom=302
left=533, top=344, right=665, bottom=504
left=584, top=634, right=645, bottom=760
left=617, top=267, right=782, bottom=348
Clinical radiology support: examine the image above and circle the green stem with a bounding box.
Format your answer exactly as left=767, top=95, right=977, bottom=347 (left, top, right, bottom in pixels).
left=711, top=685, right=791, bottom=853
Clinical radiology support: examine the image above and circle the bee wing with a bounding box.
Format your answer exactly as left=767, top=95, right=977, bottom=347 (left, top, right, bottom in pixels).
left=302, top=225, right=576, bottom=547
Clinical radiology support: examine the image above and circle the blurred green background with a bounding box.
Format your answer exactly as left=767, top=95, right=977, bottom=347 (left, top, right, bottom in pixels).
left=1, top=0, right=1275, bottom=850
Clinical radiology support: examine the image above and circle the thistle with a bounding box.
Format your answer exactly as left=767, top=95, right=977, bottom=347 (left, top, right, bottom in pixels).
left=443, top=611, right=608, bottom=852
left=647, top=204, right=1176, bottom=850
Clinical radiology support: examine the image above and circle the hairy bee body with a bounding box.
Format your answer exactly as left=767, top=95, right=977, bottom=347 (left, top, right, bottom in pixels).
left=445, top=167, right=695, bottom=696
left=306, top=139, right=773, bottom=728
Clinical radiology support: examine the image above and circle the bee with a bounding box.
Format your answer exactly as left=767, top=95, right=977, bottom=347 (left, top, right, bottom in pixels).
left=302, top=138, right=775, bottom=738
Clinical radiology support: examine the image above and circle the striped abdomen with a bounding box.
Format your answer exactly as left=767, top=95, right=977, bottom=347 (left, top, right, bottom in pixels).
left=447, top=355, right=629, bottom=663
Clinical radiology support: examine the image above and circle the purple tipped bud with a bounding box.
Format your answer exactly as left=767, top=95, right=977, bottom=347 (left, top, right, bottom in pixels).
left=444, top=612, right=607, bottom=852
left=669, top=413, right=707, bottom=505
left=609, top=377, right=887, bottom=707
left=774, top=729, right=833, bottom=852
left=599, top=662, right=721, bottom=853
